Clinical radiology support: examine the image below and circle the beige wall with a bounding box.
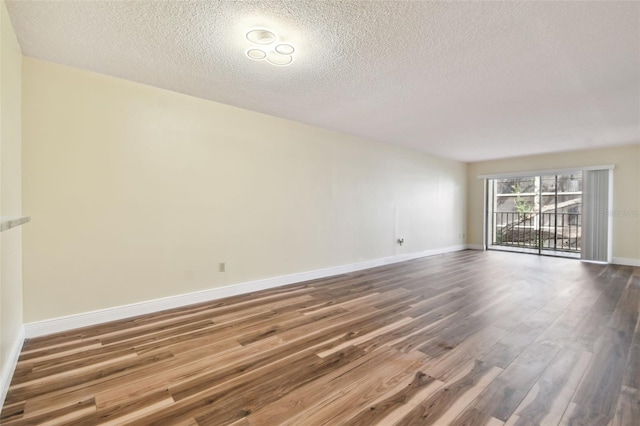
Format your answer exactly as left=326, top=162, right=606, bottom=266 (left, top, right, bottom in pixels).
left=467, top=144, right=640, bottom=262
left=0, top=0, right=23, bottom=385
left=22, top=57, right=467, bottom=322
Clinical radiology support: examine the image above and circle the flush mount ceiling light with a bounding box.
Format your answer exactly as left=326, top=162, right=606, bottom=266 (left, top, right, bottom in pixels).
left=274, top=44, right=295, bottom=55
left=246, top=29, right=276, bottom=45
left=244, top=28, right=295, bottom=66
left=246, top=49, right=267, bottom=60
left=266, top=50, right=293, bottom=66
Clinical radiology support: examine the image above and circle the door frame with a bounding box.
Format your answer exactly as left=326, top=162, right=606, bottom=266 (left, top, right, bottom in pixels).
left=478, top=165, right=615, bottom=260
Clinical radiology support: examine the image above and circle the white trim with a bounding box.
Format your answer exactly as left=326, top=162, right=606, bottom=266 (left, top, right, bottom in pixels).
left=482, top=179, right=487, bottom=250
left=612, top=257, right=640, bottom=267
left=466, top=244, right=485, bottom=251
left=477, top=165, right=615, bottom=179
left=25, top=245, right=467, bottom=338
left=1, top=325, right=25, bottom=409
left=581, top=260, right=609, bottom=265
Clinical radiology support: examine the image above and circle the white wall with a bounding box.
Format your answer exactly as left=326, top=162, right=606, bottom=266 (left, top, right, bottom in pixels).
left=0, top=0, right=24, bottom=403
left=22, top=57, right=467, bottom=323
left=467, top=144, right=640, bottom=264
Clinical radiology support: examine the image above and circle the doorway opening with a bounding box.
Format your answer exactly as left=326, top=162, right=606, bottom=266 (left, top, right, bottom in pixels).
left=486, top=173, right=582, bottom=257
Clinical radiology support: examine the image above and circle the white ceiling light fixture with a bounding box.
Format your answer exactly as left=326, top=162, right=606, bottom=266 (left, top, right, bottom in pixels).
left=275, top=44, right=294, bottom=55
left=245, top=28, right=295, bottom=66
left=246, top=49, right=267, bottom=60
left=246, top=29, right=276, bottom=45
left=266, top=50, right=293, bottom=66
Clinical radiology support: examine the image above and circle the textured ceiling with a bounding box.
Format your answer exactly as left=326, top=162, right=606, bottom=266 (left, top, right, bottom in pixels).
left=6, top=0, right=640, bottom=162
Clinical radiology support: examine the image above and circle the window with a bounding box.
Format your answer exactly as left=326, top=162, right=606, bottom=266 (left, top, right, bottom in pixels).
left=487, top=173, right=583, bottom=257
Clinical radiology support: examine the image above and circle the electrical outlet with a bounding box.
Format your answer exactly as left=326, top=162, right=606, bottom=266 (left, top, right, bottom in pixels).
left=219, top=262, right=226, bottom=272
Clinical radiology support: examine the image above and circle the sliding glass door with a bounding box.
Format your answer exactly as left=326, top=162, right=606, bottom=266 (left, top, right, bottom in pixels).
left=487, top=173, right=583, bottom=257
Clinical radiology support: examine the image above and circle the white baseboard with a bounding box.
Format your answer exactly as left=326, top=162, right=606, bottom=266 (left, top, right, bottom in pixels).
left=1, top=325, right=25, bottom=409
left=465, top=244, right=485, bottom=251
left=612, top=257, right=640, bottom=267
left=25, top=245, right=467, bottom=338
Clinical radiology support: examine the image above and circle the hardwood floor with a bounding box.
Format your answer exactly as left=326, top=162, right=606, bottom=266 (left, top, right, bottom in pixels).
left=2, top=250, right=639, bottom=425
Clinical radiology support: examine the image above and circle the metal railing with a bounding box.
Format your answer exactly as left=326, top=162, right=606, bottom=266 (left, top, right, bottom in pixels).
left=492, top=212, right=581, bottom=253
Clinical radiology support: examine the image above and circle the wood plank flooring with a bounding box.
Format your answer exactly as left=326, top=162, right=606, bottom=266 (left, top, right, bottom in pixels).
left=2, top=250, right=639, bottom=425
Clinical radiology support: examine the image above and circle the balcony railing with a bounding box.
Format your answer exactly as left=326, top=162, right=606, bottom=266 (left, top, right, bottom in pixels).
left=492, top=212, right=581, bottom=253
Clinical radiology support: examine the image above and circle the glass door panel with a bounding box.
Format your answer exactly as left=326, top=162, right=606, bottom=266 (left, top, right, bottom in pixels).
left=487, top=172, right=582, bottom=257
